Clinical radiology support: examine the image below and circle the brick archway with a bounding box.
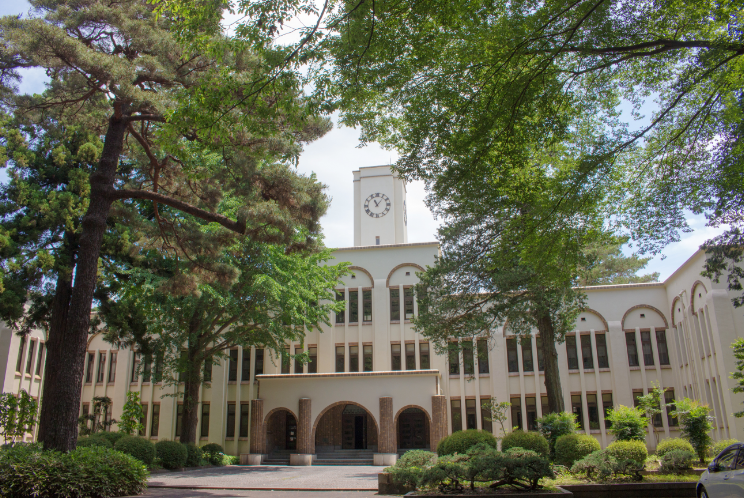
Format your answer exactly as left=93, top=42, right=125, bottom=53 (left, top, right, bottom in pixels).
left=311, top=401, right=379, bottom=453
left=393, top=404, right=432, bottom=450
left=263, top=407, right=299, bottom=454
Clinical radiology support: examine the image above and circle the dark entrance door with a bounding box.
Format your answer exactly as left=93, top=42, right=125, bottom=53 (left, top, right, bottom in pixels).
left=353, top=415, right=366, bottom=449
left=285, top=412, right=297, bottom=450
left=342, top=405, right=368, bottom=449
left=398, top=409, right=427, bottom=449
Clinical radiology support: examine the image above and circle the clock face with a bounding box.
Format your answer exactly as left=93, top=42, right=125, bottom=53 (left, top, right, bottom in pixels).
left=364, top=193, right=391, bottom=218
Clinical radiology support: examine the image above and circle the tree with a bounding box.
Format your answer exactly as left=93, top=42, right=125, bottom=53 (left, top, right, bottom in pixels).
left=78, top=396, right=115, bottom=435
left=578, top=236, right=659, bottom=286
left=604, top=405, right=646, bottom=442
left=118, top=391, right=145, bottom=436
left=636, top=382, right=667, bottom=445
left=1, top=0, right=331, bottom=451
left=730, top=338, right=744, bottom=417
left=671, top=398, right=714, bottom=464
left=537, top=411, right=578, bottom=460
left=481, top=398, right=511, bottom=438
left=0, top=390, right=38, bottom=443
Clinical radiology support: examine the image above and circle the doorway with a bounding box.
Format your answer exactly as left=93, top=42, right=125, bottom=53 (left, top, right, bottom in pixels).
left=398, top=408, right=428, bottom=449
left=342, top=405, right=368, bottom=449
left=285, top=411, right=297, bottom=450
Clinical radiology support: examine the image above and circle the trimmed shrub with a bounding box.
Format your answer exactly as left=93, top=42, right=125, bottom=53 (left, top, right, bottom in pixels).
left=436, top=429, right=497, bottom=456
left=155, top=440, right=188, bottom=470
left=709, top=439, right=740, bottom=458
left=604, top=405, right=646, bottom=442
left=77, top=436, right=113, bottom=449
left=571, top=449, right=644, bottom=481
left=201, top=443, right=224, bottom=466
left=98, top=431, right=127, bottom=446
left=659, top=449, right=694, bottom=475
left=465, top=445, right=553, bottom=491
left=606, top=440, right=648, bottom=464
left=501, top=430, right=550, bottom=458
left=0, top=443, right=148, bottom=497
left=537, top=411, right=578, bottom=459
left=387, top=450, right=437, bottom=488
left=656, top=438, right=695, bottom=458
left=115, top=436, right=155, bottom=465
left=419, top=454, right=469, bottom=493
left=554, top=434, right=601, bottom=466
left=183, top=443, right=203, bottom=467
left=397, top=450, right=438, bottom=468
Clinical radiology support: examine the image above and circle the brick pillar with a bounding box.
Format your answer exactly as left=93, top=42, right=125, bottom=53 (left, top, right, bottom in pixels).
left=431, top=395, right=447, bottom=451
left=298, top=398, right=312, bottom=454
left=250, top=399, right=264, bottom=454
left=379, top=396, right=394, bottom=453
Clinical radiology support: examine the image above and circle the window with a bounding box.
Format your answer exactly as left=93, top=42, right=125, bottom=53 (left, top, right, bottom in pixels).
left=26, top=340, right=36, bottom=375
left=85, top=352, right=95, bottom=383
left=176, top=404, right=183, bottom=437
left=481, top=398, right=493, bottom=433
left=131, top=353, right=141, bottom=383
left=404, top=287, right=414, bottom=319
left=226, top=403, right=236, bottom=438
left=204, top=358, right=213, bottom=382
left=390, top=289, right=400, bottom=321
left=716, top=448, right=738, bottom=471
left=254, top=349, right=264, bottom=376
left=477, top=339, right=489, bottom=374
left=417, top=343, right=430, bottom=370
left=200, top=404, right=210, bottom=438
left=142, top=355, right=152, bottom=383
left=151, top=404, right=160, bottom=437
left=541, top=395, right=549, bottom=417
left=336, top=346, right=345, bottom=372
left=625, top=332, right=639, bottom=367
left=240, top=403, right=250, bottom=438
left=108, top=352, right=117, bottom=383
left=229, top=349, right=238, bottom=381
left=349, top=290, right=359, bottom=323
left=641, top=331, right=654, bottom=366
left=451, top=399, right=462, bottom=432
left=506, top=338, right=519, bottom=373
left=571, top=394, right=583, bottom=430
left=363, top=345, right=373, bottom=371
left=587, top=394, right=599, bottom=430
left=178, top=350, right=187, bottom=383
left=566, top=336, right=579, bottom=370
left=363, top=290, right=372, bottom=322
left=521, top=338, right=534, bottom=372
left=154, top=355, right=163, bottom=383
left=602, top=393, right=613, bottom=428
left=35, top=343, right=45, bottom=376
left=405, top=344, right=416, bottom=370
left=580, top=335, right=594, bottom=370
left=308, top=347, right=317, bottom=373
left=665, top=389, right=678, bottom=427
left=281, top=346, right=290, bottom=374
left=82, top=403, right=90, bottom=423
left=139, top=404, right=147, bottom=436
left=335, top=291, right=345, bottom=324
left=656, top=330, right=670, bottom=365
left=595, top=334, right=609, bottom=369
left=96, top=352, right=106, bottom=383
left=465, top=399, right=477, bottom=430
left=536, top=337, right=545, bottom=371
left=391, top=344, right=402, bottom=371
left=449, top=347, right=460, bottom=374
left=15, top=337, right=26, bottom=372
left=526, top=396, right=538, bottom=431
left=350, top=345, right=359, bottom=372
left=242, top=350, right=250, bottom=381
left=510, top=397, right=522, bottom=430
left=295, top=346, right=304, bottom=374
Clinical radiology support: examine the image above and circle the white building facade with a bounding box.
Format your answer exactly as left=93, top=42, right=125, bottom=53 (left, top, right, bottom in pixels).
left=2, top=165, right=744, bottom=465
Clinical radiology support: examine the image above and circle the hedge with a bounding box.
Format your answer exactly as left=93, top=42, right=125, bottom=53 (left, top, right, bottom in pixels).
left=436, top=430, right=497, bottom=456
left=183, top=442, right=203, bottom=467
left=115, top=436, right=156, bottom=465
left=77, top=436, right=113, bottom=449
left=606, top=440, right=648, bottom=464
left=501, top=430, right=550, bottom=458
left=554, top=433, right=601, bottom=466
left=97, top=432, right=127, bottom=446
left=155, top=440, right=188, bottom=469
left=709, top=439, right=740, bottom=458
left=656, top=438, right=694, bottom=458
left=201, top=443, right=224, bottom=466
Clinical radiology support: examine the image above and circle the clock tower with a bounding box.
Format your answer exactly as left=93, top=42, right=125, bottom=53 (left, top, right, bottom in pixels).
left=353, top=165, right=408, bottom=246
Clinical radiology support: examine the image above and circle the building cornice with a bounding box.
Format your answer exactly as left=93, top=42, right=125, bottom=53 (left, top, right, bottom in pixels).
left=256, top=369, right=441, bottom=380
left=333, top=241, right=440, bottom=252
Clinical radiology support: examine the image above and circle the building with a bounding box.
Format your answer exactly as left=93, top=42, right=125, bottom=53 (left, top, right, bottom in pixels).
left=2, top=165, right=744, bottom=464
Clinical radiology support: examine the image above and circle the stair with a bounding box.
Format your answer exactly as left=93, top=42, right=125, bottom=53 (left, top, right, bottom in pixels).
left=314, top=449, right=375, bottom=466
left=264, top=449, right=291, bottom=465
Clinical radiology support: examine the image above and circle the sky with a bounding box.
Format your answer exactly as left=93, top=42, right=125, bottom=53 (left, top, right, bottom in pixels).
left=1, top=1, right=724, bottom=281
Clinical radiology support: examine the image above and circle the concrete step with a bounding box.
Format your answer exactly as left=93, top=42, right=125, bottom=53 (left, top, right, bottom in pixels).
left=314, top=460, right=374, bottom=466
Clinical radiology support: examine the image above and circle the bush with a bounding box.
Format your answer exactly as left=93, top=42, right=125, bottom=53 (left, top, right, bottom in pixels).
left=155, top=440, right=188, bottom=470
left=501, top=430, right=550, bottom=458
left=606, top=440, right=648, bottom=464
left=537, top=412, right=578, bottom=459
left=201, top=443, right=224, bottom=466
left=0, top=443, right=148, bottom=497
left=656, top=438, right=695, bottom=458
left=77, top=436, right=113, bottom=449
left=98, top=431, right=127, bottom=446
left=659, top=449, right=694, bottom=475
left=466, top=445, right=554, bottom=491
left=419, top=454, right=469, bottom=493
left=387, top=450, right=437, bottom=487
left=604, top=405, right=647, bottom=442
left=554, top=434, right=601, bottom=466
left=671, top=398, right=713, bottom=463
left=183, top=443, right=203, bottom=467
left=571, top=449, right=644, bottom=481
left=436, top=429, right=497, bottom=456
left=115, top=436, right=155, bottom=465
left=709, top=439, right=740, bottom=458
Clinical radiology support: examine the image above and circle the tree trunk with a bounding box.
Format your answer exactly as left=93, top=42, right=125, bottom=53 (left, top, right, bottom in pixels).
left=37, top=111, right=129, bottom=452
left=536, top=311, right=565, bottom=414
left=179, top=343, right=204, bottom=445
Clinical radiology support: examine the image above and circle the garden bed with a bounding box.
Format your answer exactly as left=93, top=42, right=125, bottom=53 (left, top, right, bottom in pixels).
left=558, top=482, right=696, bottom=498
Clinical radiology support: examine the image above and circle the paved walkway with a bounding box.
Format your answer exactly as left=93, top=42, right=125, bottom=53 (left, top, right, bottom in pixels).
left=135, top=490, right=388, bottom=498
left=148, top=465, right=380, bottom=491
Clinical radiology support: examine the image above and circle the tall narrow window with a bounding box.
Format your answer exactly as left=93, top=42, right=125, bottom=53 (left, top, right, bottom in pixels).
left=526, top=396, right=537, bottom=431
left=335, top=346, right=345, bottom=372
left=150, top=404, right=160, bottom=437
left=404, top=287, right=414, bottom=319
left=281, top=346, right=290, bottom=374
left=462, top=341, right=475, bottom=375
left=335, top=291, right=345, bottom=324
left=656, top=330, right=670, bottom=365
left=131, top=353, right=141, bottom=383
left=154, top=355, right=163, bottom=383
left=449, top=346, right=460, bottom=374
left=363, top=290, right=372, bottom=322
left=176, top=404, right=183, bottom=437
left=25, top=340, right=36, bottom=375
left=240, top=403, right=250, bottom=438
left=85, top=352, right=95, bottom=383
left=506, top=338, right=519, bottom=373
left=139, top=404, right=147, bottom=436
left=465, top=399, right=477, bottom=430
left=241, top=351, right=250, bottom=381
left=390, top=289, right=400, bottom=321
left=625, top=332, right=639, bottom=367
left=420, top=342, right=430, bottom=369
left=571, top=394, right=583, bottom=430
left=349, top=290, right=359, bottom=323
left=363, top=345, right=373, bottom=371
left=294, top=346, right=304, bottom=374
left=226, top=403, right=236, bottom=438
left=96, top=352, right=106, bottom=383
left=35, top=343, right=45, bottom=376
left=254, top=349, right=264, bottom=376
left=566, top=336, right=579, bottom=370
left=178, top=350, right=187, bottom=383
left=510, top=397, right=522, bottom=430
left=451, top=399, right=462, bottom=432
left=595, top=334, right=609, bottom=368
left=391, top=344, right=402, bottom=371
left=204, top=358, right=213, bottom=382
left=602, top=393, right=613, bottom=428
left=665, top=389, right=678, bottom=427
left=200, top=404, right=210, bottom=438
left=481, top=398, right=493, bottom=433
left=521, top=338, right=534, bottom=372
left=477, top=339, right=490, bottom=374
left=640, top=331, right=654, bottom=366
left=308, top=347, right=317, bottom=373
left=229, top=349, right=238, bottom=381
left=349, top=345, right=359, bottom=372
left=15, top=337, right=26, bottom=372
left=376, top=235, right=380, bottom=245
left=587, top=394, right=599, bottom=430
left=108, top=352, right=117, bottom=383
left=541, top=396, right=550, bottom=417
left=580, top=335, right=594, bottom=370
left=405, top=343, right=416, bottom=370
left=536, top=337, right=545, bottom=371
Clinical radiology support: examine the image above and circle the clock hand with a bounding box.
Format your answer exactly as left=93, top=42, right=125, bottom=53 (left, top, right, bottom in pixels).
left=374, top=200, right=380, bottom=207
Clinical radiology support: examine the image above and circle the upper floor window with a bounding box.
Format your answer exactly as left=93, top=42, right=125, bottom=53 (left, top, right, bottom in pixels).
left=108, top=352, right=117, bottom=383
left=656, top=330, right=670, bottom=365
left=131, top=353, right=141, bottom=383
left=477, top=339, right=489, bottom=374
left=229, top=349, right=239, bottom=381
left=363, top=290, right=372, bottom=322
left=566, top=336, right=579, bottom=370
left=294, top=346, right=304, bottom=374
left=363, top=345, right=373, bottom=371
left=336, top=346, right=345, bottom=372
left=85, top=352, right=95, bottom=383
left=390, top=289, right=400, bottom=321
left=462, top=341, right=474, bottom=375
left=521, top=338, right=534, bottom=372
left=26, top=340, right=36, bottom=375
left=96, top=351, right=106, bottom=383
left=204, top=357, right=213, bottom=382
left=335, top=291, right=345, bottom=324
left=242, top=351, right=250, bottom=381
left=640, top=331, right=654, bottom=366
left=405, top=344, right=416, bottom=370
left=349, top=290, right=359, bottom=323
left=625, top=332, right=639, bottom=367
left=420, top=342, right=430, bottom=369
left=595, top=334, right=609, bottom=369
left=15, top=337, right=26, bottom=373
left=404, top=288, right=414, bottom=319
left=36, top=343, right=46, bottom=377
left=580, top=335, right=594, bottom=370
left=281, top=346, right=290, bottom=374
left=536, top=337, right=544, bottom=371
left=350, top=345, right=359, bottom=372
left=254, top=348, right=264, bottom=376
left=506, top=338, right=518, bottom=373
left=391, top=344, right=402, bottom=371
left=308, top=347, right=317, bottom=373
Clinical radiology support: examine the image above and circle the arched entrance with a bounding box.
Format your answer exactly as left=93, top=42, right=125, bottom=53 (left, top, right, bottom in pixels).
left=265, top=408, right=298, bottom=453
left=313, top=402, right=378, bottom=453
left=396, top=406, right=431, bottom=450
